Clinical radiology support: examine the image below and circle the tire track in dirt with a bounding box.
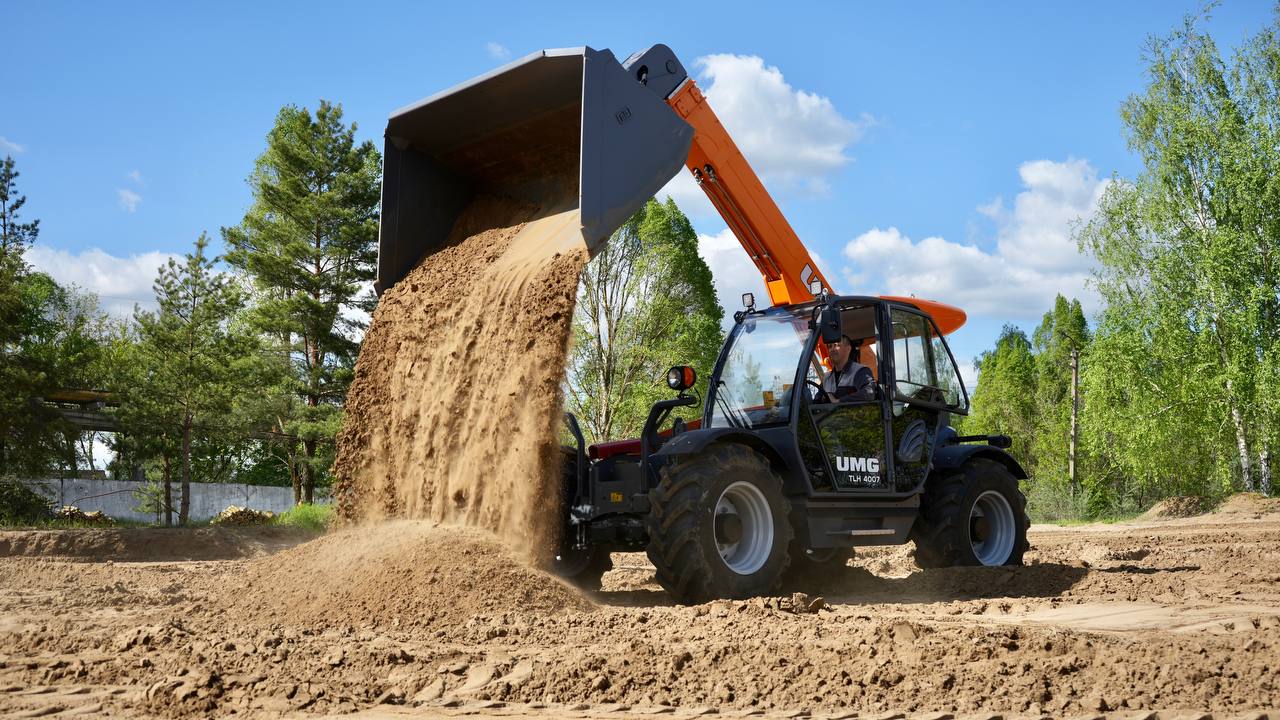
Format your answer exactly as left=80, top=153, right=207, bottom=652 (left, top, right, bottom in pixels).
left=1, top=507, right=1278, bottom=717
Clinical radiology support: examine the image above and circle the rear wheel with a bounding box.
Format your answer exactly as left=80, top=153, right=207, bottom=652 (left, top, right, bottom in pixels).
left=912, top=458, right=1028, bottom=568
left=646, top=444, right=793, bottom=603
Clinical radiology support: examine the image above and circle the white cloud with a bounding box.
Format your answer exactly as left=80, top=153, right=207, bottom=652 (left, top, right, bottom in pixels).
left=987, top=158, right=1109, bottom=273
left=338, top=279, right=375, bottom=342
left=698, top=228, right=833, bottom=324
left=25, top=246, right=178, bottom=317
left=841, top=159, right=1108, bottom=319
left=89, top=434, right=115, bottom=471
left=127, top=169, right=144, bottom=185
left=657, top=170, right=709, bottom=218
left=954, top=355, right=979, bottom=392
left=485, top=41, right=511, bottom=61
left=657, top=54, right=871, bottom=218
left=0, top=136, right=24, bottom=153
left=117, top=188, right=142, bottom=213
left=698, top=228, right=767, bottom=318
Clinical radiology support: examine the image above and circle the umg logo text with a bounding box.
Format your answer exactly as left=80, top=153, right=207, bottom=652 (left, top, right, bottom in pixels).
left=835, top=455, right=882, bottom=487
left=835, top=456, right=880, bottom=473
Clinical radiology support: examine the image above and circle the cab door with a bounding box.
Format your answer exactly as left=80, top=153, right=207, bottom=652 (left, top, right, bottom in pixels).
left=885, top=306, right=970, bottom=491
left=796, top=304, right=893, bottom=492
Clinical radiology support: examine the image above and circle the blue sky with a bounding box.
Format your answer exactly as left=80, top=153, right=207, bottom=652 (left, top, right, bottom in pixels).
left=5, top=1, right=1274, bottom=382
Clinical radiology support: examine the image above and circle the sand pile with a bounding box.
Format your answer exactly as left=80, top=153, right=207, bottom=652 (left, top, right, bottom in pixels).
left=1140, top=495, right=1211, bottom=520
left=1214, top=491, right=1280, bottom=516
left=333, top=192, right=588, bottom=556
left=232, top=521, right=592, bottom=630
left=0, top=526, right=310, bottom=561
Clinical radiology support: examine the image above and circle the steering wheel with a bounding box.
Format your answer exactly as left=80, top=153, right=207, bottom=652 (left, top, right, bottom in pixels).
left=805, top=380, right=831, bottom=404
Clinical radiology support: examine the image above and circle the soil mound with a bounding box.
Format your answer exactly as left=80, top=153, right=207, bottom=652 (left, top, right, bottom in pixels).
left=0, top=526, right=312, bottom=561
left=1140, top=495, right=1211, bottom=520
left=1214, top=491, right=1280, bottom=516
left=231, top=521, right=593, bottom=630
left=333, top=191, right=588, bottom=557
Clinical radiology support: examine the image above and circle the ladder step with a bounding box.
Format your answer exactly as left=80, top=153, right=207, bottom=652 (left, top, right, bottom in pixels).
left=827, top=528, right=897, bottom=537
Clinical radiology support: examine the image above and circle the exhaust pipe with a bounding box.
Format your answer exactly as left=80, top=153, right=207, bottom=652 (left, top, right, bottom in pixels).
left=376, top=46, right=695, bottom=295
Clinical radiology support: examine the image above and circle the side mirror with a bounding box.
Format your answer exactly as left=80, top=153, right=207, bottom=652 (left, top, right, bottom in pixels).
left=666, top=365, right=697, bottom=391
left=816, top=304, right=842, bottom=344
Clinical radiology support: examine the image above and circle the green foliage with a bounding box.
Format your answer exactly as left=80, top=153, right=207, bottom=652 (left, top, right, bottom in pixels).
left=223, top=100, right=380, bottom=502
left=1030, top=296, right=1089, bottom=490
left=958, top=325, right=1036, bottom=445
left=0, top=156, right=39, bottom=254
left=271, top=502, right=334, bottom=532
left=131, top=478, right=165, bottom=523
left=960, top=299, right=1092, bottom=519
left=1021, top=477, right=1089, bottom=524
left=233, top=441, right=296, bottom=487
left=964, top=13, right=1280, bottom=518
left=0, top=157, right=108, bottom=477
left=116, top=234, right=273, bottom=524
left=0, top=477, right=53, bottom=523
left=0, top=254, right=66, bottom=476
left=1077, top=10, right=1280, bottom=505
left=565, top=197, right=724, bottom=443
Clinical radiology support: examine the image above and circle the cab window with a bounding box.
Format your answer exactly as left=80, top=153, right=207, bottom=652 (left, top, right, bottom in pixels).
left=805, top=304, right=879, bottom=401
left=889, top=308, right=968, bottom=411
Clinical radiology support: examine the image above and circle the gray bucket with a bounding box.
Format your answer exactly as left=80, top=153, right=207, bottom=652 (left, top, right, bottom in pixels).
left=376, top=46, right=695, bottom=295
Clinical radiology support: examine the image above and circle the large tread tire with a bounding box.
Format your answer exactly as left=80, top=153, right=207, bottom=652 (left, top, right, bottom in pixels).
left=782, top=542, right=853, bottom=588
left=911, top=458, right=1029, bottom=568
left=646, top=444, right=793, bottom=604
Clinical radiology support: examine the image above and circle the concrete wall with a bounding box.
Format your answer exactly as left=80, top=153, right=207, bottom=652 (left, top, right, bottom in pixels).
left=20, top=478, right=329, bottom=523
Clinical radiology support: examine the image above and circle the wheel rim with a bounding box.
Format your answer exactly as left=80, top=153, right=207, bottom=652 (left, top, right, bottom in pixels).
left=714, top=481, right=774, bottom=575
left=969, top=489, right=1016, bottom=566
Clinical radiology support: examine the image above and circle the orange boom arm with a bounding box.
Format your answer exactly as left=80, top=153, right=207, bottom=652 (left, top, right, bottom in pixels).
left=665, top=81, right=831, bottom=308
left=665, top=80, right=967, bottom=335
left=623, top=44, right=965, bottom=333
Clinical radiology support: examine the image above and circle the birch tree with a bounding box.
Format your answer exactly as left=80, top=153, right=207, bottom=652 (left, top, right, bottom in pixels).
left=565, top=198, right=723, bottom=444
left=1079, top=12, right=1280, bottom=502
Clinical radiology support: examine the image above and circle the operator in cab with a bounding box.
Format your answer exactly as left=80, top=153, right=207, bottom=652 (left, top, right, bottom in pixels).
left=823, top=335, right=876, bottom=401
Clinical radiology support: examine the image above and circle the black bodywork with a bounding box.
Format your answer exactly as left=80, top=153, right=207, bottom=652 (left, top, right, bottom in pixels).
left=562, top=295, right=1027, bottom=557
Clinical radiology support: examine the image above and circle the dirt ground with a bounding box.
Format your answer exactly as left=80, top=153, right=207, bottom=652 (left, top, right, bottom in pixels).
left=1, top=500, right=1277, bottom=720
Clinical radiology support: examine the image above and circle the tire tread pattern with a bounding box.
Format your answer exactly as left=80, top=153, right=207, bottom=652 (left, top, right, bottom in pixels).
left=646, top=444, right=792, bottom=604
left=912, top=458, right=1029, bottom=568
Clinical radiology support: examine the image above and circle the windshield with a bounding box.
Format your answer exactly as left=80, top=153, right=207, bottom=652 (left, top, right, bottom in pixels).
left=710, top=310, right=811, bottom=428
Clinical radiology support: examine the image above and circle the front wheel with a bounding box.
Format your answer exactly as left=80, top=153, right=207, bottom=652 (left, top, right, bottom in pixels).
left=912, top=458, right=1029, bottom=568
left=646, top=444, right=793, bottom=604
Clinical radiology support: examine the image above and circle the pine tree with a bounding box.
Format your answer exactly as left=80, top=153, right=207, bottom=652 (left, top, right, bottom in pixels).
left=127, top=234, right=260, bottom=523
left=0, top=157, right=104, bottom=477
left=223, top=101, right=380, bottom=503
left=0, top=156, right=40, bottom=255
